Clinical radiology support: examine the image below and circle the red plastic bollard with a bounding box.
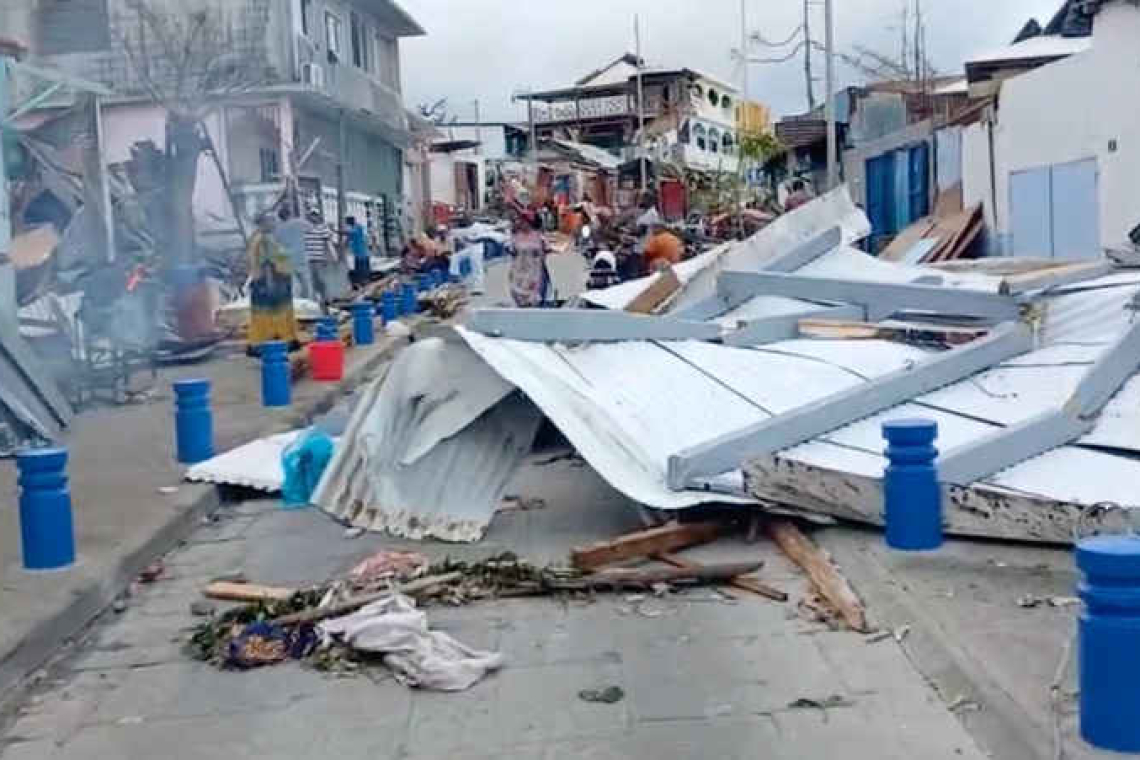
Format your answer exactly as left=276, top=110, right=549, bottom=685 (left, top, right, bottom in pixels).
left=309, top=340, right=344, bottom=381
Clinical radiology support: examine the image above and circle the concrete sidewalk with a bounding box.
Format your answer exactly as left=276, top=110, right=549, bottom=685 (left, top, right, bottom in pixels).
left=0, top=452, right=987, bottom=760
left=0, top=333, right=408, bottom=705
left=820, top=529, right=1117, bottom=759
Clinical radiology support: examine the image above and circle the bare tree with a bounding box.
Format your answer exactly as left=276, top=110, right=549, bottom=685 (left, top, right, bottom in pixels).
left=119, top=0, right=267, bottom=265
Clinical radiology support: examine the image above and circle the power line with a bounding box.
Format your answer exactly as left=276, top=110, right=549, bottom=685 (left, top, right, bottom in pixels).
left=749, top=24, right=804, bottom=48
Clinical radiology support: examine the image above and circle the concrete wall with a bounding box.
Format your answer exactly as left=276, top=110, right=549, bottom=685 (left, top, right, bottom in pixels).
left=962, top=121, right=996, bottom=231
left=429, top=153, right=456, bottom=208
left=993, top=1, right=1140, bottom=248
left=293, top=106, right=403, bottom=200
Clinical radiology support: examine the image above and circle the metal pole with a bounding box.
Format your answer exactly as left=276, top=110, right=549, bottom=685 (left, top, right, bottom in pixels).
left=803, top=0, right=815, bottom=110
left=94, top=96, right=115, bottom=262
left=337, top=108, right=346, bottom=254
left=635, top=14, right=646, bottom=193
left=824, top=0, right=838, bottom=190
left=738, top=0, right=747, bottom=239
left=0, top=52, right=14, bottom=329
left=473, top=98, right=482, bottom=156
left=527, top=93, right=536, bottom=165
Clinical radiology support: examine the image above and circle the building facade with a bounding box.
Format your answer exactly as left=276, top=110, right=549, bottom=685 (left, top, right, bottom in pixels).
left=7, top=0, right=422, bottom=251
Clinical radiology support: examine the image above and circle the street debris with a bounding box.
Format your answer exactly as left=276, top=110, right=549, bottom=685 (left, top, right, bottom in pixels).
left=571, top=521, right=722, bottom=571
left=189, top=600, right=217, bottom=617
left=137, top=562, right=164, bottom=584
left=318, top=594, right=503, bottom=691
left=578, top=686, right=625, bottom=704
left=773, top=695, right=856, bottom=723
left=768, top=521, right=869, bottom=632
left=186, top=553, right=761, bottom=684
left=947, top=695, right=982, bottom=713
left=343, top=527, right=365, bottom=540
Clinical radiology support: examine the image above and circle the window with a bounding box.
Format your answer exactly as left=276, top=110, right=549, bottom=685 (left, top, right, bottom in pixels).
left=708, top=128, right=720, bottom=153
left=694, top=123, right=707, bottom=151
left=708, top=88, right=719, bottom=107
left=325, top=11, right=343, bottom=60
left=350, top=12, right=369, bottom=70
left=299, top=0, right=312, bottom=36
left=722, top=132, right=735, bottom=155
left=259, top=147, right=280, bottom=183
left=721, top=94, right=733, bottom=110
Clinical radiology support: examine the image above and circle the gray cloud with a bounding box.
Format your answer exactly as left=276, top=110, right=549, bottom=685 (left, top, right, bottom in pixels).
left=396, top=0, right=1062, bottom=122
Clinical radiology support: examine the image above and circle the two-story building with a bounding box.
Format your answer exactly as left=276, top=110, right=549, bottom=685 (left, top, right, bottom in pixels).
left=517, top=53, right=753, bottom=176
left=5, top=0, right=423, bottom=253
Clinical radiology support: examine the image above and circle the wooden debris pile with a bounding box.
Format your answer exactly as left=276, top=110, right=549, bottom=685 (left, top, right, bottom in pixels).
left=419, top=285, right=468, bottom=320
left=186, top=550, right=760, bottom=671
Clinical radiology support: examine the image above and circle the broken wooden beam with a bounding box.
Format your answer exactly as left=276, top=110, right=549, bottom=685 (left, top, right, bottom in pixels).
left=625, top=266, right=681, bottom=314
left=557, top=561, right=763, bottom=591
left=271, top=572, right=464, bottom=626
left=766, top=520, right=868, bottom=632
left=656, top=553, right=788, bottom=602
left=571, top=521, right=722, bottom=571
left=203, top=581, right=296, bottom=603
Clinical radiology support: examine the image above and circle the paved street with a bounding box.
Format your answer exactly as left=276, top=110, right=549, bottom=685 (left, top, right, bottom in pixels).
left=0, top=452, right=986, bottom=759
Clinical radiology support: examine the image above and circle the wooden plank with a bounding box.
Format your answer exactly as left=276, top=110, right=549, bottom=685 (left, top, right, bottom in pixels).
left=625, top=266, right=682, bottom=314
left=203, top=581, right=296, bottom=603
left=656, top=553, right=788, bottom=602
left=928, top=204, right=982, bottom=263
left=797, top=318, right=987, bottom=345
left=564, top=561, right=763, bottom=590
left=766, top=520, right=869, bottom=633
left=998, top=261, right=1115, bottom=295
left=571, top=521, right=722, bottom=571
left=933, top=184, right=963, bottom=219
left=879, top=217, right=936, bottom=262
left=272, top=572, right=464, bottom=626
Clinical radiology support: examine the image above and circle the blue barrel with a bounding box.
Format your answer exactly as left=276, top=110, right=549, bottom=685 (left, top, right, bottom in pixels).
left=416, top=274, right=430, bottom=293
left=1078, top=536, right=1140, bottom=752
left=17, top=448, right=76, bottom=571
left=431, top=268, right=445, bottom=288
left=351, top=302, right=375, bottom=345
left=173, top=379, right=213, bottom=464
left=882, top=419, right=941, bottom=551
left=401, top=283, right=418, bottom=315
left=260, top=340, right=291, bottom=407
left=380, top=290, right=398, bottom=323
left=315, top=317, right=338, bottom=342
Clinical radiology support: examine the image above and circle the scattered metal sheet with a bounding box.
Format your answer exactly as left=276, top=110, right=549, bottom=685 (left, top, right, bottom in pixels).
left=185, top=431, right=302, bottom=492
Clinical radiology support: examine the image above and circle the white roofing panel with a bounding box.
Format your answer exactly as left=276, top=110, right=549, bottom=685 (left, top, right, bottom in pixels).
left=185, top=431, right=300, bottom=492
left=968, top=35, right=1091, bottom=66
left=716, top=296, right=826, bottom=327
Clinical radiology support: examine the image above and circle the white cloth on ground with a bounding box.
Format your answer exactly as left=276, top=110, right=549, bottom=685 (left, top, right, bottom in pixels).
left=450, top=243, right=486, bottom=294
left=318, top=594, right=504, bottom=691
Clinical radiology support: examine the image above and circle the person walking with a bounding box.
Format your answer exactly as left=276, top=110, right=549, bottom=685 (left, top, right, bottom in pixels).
left=304, top=208, right=338, bottom=312
left=508, top=207, right=551, bottom=308
left=345, top=215, right=371, bottom=288
left=274, top=205, right=313, bottom=300
left=247, top=213, right=296, bottom=350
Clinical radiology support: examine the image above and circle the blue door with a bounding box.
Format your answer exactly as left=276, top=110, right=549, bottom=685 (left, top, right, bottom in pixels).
left=908, top=143, right=930, bottom=222
left=1050, top=159, right=1100, bottom=261
left=866, top=153, right=895, bottom=252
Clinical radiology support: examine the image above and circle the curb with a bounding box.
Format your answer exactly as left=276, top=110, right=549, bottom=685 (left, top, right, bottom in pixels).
left=819, top=529, right=1054, bottom=760
left=0, top=332, right=411, bottom=709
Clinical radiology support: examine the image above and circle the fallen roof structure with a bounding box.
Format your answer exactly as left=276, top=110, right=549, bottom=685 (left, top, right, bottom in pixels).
left=315, top=188, right=1140, bottom=544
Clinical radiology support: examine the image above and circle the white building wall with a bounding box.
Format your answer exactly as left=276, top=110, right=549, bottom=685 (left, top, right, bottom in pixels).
left=962, top=121, right=995, bottom=231
left=429, top=153, right=456, bottom=207
left=994, top=1, right=1140, bottom=248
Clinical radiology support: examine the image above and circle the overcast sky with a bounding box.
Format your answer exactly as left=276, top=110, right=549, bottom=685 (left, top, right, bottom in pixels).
left=396, top=0, right=1062, bottom=122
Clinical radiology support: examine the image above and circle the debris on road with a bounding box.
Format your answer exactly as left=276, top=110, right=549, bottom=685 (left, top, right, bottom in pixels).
left=189, top=600, right=217, bottom=617
left=571, top=521, right=722, bottom=571
left=768, top=521, right=869, bottom=632
left=319, top=594, right=503, bottom=691
left=137, top=562, right=164, bottom=584
left=203, top=581, right=295, bottom=603
left=786, top=694, right=856, bottom=723
left=579, top=686, right=625, bottom=704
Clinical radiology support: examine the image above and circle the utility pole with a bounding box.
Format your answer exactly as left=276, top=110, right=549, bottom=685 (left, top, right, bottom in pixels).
left=526, top=91, right=536, bottom=166
left=0, top=46, right=15, bottom=328
left=738, top=0, right=748, bottom=238
left=824, top=0, right=838, bottom=190
left=635, top=14, right=646, bottom=193
left=337, top=108, right=346, bottom=250
left=803, top=0, right=816, bottom=110
left=473, top=98, right=482, bottom=156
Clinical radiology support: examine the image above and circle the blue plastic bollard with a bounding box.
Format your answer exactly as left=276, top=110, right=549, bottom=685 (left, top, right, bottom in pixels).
left=882, top=419, right=941, bottom=551
left=17, top=448, right=76, bottom=571
left=401, top=283, right=418, bottom=315
left=315, top=317, right=338, bottom=342
left=173, top=379, right=214, bottom=464
left=260, top=340, right=291, bottom=407
left=351, top=302, right=375, bottom=345
left=381, top=290, right=398, bottom=323
left=1078, top=536, right=1140, bottom=752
